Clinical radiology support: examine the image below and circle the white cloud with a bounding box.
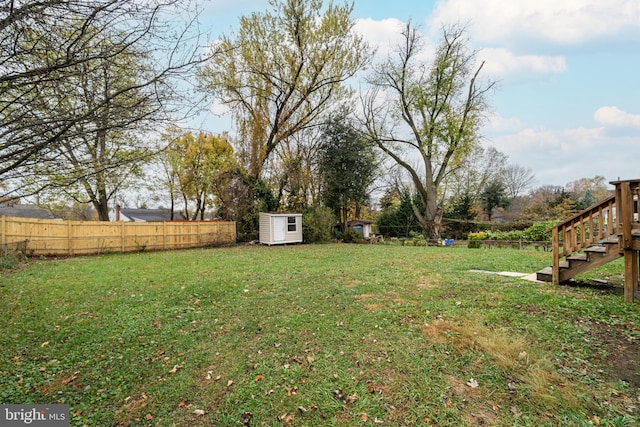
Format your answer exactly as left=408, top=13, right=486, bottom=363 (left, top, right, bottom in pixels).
left=354, top=18, right=405, bottom=54
left=354, top=18, right=569, bottom=81
left=594, top=106, right=640, bottom=128
left=354, top=18, right=435, bottom=61
left=484, top=112, right=523, bottom=134
left=485, top=123, right=638, bottom=187
left=429, top=0, right=640, bottom=46
left=478, top=48, right=567, bottom=79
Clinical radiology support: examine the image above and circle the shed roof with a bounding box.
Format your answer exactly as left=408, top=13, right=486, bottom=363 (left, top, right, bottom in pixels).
left=349, top=219, right=374, bottom=226
left=260, top=212, right=302, bottom=216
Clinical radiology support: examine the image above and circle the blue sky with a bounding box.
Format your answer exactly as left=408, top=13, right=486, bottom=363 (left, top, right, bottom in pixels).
left=199, top=0, right=640, bottom=189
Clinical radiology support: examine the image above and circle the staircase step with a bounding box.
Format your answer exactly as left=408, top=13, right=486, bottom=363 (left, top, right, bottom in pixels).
left=584, top=246, right=607, bottom=254
left=567, top=254, right=588, bottom=262
left=536, top=267, right=552, bottom=282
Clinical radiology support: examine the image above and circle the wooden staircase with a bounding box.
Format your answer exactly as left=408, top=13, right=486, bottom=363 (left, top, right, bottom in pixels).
left=536, top=179, right=640, bottom=302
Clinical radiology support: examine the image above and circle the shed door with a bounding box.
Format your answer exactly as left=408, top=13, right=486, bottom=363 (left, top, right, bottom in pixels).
left=273, top=216, right=286, bottom=242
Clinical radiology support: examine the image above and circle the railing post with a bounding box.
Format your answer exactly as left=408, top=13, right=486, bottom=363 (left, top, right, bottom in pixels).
left=620, top=181, right=633, bottom=249
left=552, top=227, right=560, bottom=285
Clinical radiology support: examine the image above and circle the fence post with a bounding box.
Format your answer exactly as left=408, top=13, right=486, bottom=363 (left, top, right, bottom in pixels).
left=121, top=222, right=125, bottom=253
left=68, top=220, right=74, bottom=256
left=163, top=222, right=167, bottom=250
left=1, top=216, right=5, bottom=255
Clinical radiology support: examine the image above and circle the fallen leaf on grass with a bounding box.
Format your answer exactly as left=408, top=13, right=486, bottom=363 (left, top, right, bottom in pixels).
left=332, top=389, right=357, bottom=404
left=593, top=415, right=601, bottom=425
left=255, top=375, right=264, bottom=382
left=466, top=378, right=479, bottom=388
left=226, top=380, right=234, bottom=387
left=285, top=386, right=298, bottom=396
left=192, top=409, right=205, bottom=416
left=62, top=372, right=79, bottom=385
left=145, top=413, right=153, bottom=420
left=240, top=412, right=252, bottom=426
left=169, top=365, right=182, bottom=374
left=360, top=413, right=368, bottom=422
left=367, top=383, right=382, bottom=394
left=279, top=413, right=295, bottom=424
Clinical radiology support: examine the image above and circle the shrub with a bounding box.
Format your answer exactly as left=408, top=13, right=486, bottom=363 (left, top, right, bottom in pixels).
left=0, top=251, right=26, bottom=270
left=303, top=206, right=336, bottom=243
left=467, top=231, right=486, bottom=249
left=522, top=221, right=556, bottom=242
left=341, top=228, right=361, bottom=243
left=468, top=231, right=487, bottom=241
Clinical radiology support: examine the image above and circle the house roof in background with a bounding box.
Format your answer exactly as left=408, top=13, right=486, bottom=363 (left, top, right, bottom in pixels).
left=0, top=203, right=58, bottom=219
left=120, top=208, right=184, bottom=222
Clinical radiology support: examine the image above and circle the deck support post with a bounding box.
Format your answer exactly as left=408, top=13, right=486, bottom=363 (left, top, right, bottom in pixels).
left=624, top=249, right=638, bottom=303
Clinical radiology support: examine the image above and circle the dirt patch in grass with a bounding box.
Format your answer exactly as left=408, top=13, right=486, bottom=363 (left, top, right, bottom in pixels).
left=417, top=281, right=439, bottom=290
left=587, top=321, right=640, bottom=389
left=422, top=318, right=581, bottom=412
left=364, top=303, right=385, bottom=311
left=444, top=375, right=499, bottom=426
left=114, top=392, right=149, bottom=426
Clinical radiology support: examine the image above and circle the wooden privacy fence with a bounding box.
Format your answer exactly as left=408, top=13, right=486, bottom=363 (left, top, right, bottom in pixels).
left=0, top=216, right=236, bottom=256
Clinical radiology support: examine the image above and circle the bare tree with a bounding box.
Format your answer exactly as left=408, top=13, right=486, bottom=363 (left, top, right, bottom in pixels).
left=502, top=164, right=536, bottom=199
left=1, top=0, right=210, bottom=200
left=360, top=23, right=495, bottom=238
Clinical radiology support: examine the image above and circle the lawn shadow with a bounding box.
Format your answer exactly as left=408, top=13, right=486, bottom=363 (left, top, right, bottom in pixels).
left=561, top=279, right=624, bottom=296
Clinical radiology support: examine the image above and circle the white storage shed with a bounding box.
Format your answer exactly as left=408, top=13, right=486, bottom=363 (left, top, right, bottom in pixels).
left=259, top=213, right=303, bottom=245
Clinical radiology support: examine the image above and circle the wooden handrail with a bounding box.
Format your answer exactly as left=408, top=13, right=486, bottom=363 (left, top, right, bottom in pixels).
left=549, top=179, right=640, bottom=284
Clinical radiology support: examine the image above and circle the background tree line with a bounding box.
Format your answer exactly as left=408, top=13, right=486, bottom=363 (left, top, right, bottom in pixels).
left=0, top=0, right=614, bottom=242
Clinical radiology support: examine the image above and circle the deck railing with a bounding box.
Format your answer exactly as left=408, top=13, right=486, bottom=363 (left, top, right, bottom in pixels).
left=614, top=180, right=640, bottom=251
left=550, top=179, right=640, bottom=285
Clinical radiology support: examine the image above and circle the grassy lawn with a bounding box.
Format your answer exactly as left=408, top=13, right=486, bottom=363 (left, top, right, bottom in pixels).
left=1, top=244, right=639, bottom=426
